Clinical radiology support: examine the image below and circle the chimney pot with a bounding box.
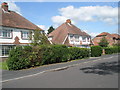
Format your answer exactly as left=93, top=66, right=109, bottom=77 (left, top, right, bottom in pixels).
left=66, top=19, right=71, bottom=24
left=1, top=2, right=9, bottom=12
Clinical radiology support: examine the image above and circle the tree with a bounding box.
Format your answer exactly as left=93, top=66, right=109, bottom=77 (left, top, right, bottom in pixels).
left=98, top=37, right=109, bottom=47
left=47, top=26, right=55, bottom=34
left=30, top=29, right=50, bottom=46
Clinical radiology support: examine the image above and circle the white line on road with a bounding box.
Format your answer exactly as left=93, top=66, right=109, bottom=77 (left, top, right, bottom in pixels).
left=1, top=55, right=118, bottom=83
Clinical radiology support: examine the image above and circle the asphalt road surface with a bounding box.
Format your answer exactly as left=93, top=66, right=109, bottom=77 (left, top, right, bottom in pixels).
left=2, top=54, right=119, bottom=88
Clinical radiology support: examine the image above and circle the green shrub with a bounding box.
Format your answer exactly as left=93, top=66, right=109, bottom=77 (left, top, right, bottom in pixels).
left=104, top=46, right=120, bottom=54
left=7, top=44, right=91, bottom=70
left=7, top=46, right=32, bottom=70
left=69, top=47, right=89, bottom=60
left=91, top=46, right=102, bottom=57
left=28, top=46, right=42, bottom=67
left=41, top=45, right=69, bottom=65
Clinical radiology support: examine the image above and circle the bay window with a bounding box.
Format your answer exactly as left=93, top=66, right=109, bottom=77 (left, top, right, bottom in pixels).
left=2, top=46, right=13, bottom=56
left=70, top=35, right=74, bottom=42
left=75, top=35, right=79, bottom=42
left=82, top=36, right=86, bottom=42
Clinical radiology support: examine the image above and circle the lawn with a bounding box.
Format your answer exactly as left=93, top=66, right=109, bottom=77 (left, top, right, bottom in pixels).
left=0, top=61, right=8, bottom=70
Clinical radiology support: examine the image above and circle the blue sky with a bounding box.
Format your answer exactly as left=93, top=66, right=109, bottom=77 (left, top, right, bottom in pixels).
left=0, top=2, right=118, bottom=37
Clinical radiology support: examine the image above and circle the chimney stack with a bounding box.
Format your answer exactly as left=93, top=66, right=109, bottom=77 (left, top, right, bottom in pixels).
left=66, top=19, right=71, bottom=24
left=1, top=2, right=9, bottom=12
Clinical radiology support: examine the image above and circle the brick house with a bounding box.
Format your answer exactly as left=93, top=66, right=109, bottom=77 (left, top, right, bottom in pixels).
left=0, top=2, right=42, bottom=58
left=48, top=19, right=92, bottom=48
left=92, top=32, right=120, bottom=46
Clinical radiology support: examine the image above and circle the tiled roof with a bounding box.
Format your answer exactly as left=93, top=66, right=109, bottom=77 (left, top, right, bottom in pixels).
left=92, top=32, right=120, bottom=46
left=48, top=20, right=90, bottom=44
left=111, top=34, right=120, bottom=38
left=96, top=32, right=111, bottom=37
left=0, top=8, right=42, bottom=30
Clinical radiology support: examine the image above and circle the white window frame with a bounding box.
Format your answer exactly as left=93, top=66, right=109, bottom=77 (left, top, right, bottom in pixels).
left=70, top=35, right=74, bottom=42
left=2, top=46, right=13, bottom=56
left=75, top=35, right=79, bottom=42
left=21, top=31, right=29, bottom=39
left=0, top=30, right=12, bottom=38
left=82, top=36, right=86, bottom=42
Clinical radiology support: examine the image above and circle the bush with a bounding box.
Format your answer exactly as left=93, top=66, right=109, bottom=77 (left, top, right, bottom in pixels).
left=7, top=46, right=32, bottom=70
left=104, top=46, right=120, bottom=54
left=7, top=45, right=90, bottom=70
left=28, top=46, right=42, bottom=67
left=91, top=46, right=102, bottom=57
left=69, top=47, right=89, bottom=60
left=41, top=45, right=69, bottom=65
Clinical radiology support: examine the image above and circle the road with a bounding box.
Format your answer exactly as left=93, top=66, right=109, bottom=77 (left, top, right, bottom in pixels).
left=2, top=54, right=119, bottom=88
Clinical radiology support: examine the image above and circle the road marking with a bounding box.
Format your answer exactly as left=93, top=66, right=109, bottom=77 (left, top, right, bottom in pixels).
left=1, top=55, right=118, bottom=83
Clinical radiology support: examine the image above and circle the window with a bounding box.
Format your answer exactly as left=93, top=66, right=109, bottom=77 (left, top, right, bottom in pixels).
left=70, top=35, right=74, bottom=42
left=48, top=36, right=53, bottom=40
left=21, top=31, right=29, bottom=39
left=87, top=37, right=90, bottom=42
left=2, top=46, right=13, bottom=56
left=0, top=30, right=12, bottom=38
left=82, top=37, right=86, bottom=42
left=75, top=35, right=79, bottom=42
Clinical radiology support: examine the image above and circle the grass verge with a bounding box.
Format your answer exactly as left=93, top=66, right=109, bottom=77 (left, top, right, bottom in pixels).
left=0, top=61, right=8, bottom=70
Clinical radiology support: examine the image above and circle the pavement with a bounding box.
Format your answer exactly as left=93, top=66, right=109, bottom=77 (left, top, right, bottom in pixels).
left=1, top=53, right=119, bottom=88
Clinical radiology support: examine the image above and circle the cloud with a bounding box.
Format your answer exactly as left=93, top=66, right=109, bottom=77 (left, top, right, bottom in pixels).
left=37, top=25, right=47, bottom=30
left=8, top=2, right=22, bottom=15
left=52, top=5, right=118, bottom=26
left=84, top=30, right=100, bottom=38
left=37, top=25, right=49, bottom=33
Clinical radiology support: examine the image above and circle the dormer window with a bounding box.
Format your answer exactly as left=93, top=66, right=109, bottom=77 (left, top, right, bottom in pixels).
left=0, top=30, right=12, bottom=38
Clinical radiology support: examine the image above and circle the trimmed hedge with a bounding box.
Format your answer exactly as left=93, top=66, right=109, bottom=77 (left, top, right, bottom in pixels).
left=7, top=45, right=90, bottom=70
left=7, top=46, right=32, bottom=70
left=91, top=46, right=102, bottom=57
left=69, top=47, right=89, bottom=60
left=41, top=45, right=69, bottom=65
left=104, top=46, right=120, bottom=54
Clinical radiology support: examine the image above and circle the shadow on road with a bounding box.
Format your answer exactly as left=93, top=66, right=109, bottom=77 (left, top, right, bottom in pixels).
left=80, top=61, right=120, bottom=75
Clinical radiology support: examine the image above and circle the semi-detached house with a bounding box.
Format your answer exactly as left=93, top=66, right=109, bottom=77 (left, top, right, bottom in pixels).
left=0, top=2, right=42, bottom=58
left=48, top=19, right=92, bottom=48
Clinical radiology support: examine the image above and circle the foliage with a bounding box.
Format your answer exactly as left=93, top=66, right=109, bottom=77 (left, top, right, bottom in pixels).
left=47, top=26, right=55, bottom=34
left=6, top=45, right=99, bottom=70
left=0, top=61, right=8, bottom=70
left=7, top=46, right=32, bottom=70
left=98, top=37, right=109, bottom=47
left=69, top=47, right=90, bottom=60
left=41, top=45, right=69, bottom=65
left=28, top=46, right=42, bottom=67
left=40, top=33, right=50, bottom=45
left=112, top=43, right=120, bottom=46
left=30, top=29, right=50, bottom=46
left=104, top=46, right=120, bottom=54
left=91, top=46, right=102, bottom=57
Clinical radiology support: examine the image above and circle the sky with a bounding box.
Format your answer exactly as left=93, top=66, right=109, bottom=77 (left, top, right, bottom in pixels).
left=0, top=1, right=119, bottom=38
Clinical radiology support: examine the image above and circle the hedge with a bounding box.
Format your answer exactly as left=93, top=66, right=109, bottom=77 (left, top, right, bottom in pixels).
left=68, top=47, right=89, bottom=60
left=91, top=46, right=102, bottom=57
left=7, top=46, right=32, bottom=70
left=104, top=46, right=120, bottom=54
left=41, top=45, right=69, bottom=65
left=7, top=45, right=90, bottom=70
